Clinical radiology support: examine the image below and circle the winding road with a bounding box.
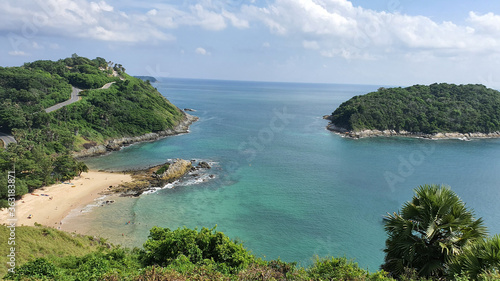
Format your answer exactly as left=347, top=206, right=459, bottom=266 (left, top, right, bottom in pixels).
left=0, top=131, right=17, bottom=148
left=1, top=82, right=117, bottom=148
left=45, top=86, right=83, bottom=113
left=44, top=82, right=115, bottom=113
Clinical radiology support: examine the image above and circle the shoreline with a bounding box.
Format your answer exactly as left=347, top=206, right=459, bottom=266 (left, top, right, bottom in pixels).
left=0, top=112, right=199, bottom=235
left=326, top=123, right=500, bottom=140
left=0, top=171, right=133, bottom=229
left=73, top=112, right=199, bottom=158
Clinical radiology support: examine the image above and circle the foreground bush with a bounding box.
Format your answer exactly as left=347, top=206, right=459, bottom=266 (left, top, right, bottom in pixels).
left=140, top=226, right=255, bottom=273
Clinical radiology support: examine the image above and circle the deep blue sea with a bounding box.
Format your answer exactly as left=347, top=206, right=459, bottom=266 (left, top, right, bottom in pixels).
left=74, top=78, right=500, bottom=271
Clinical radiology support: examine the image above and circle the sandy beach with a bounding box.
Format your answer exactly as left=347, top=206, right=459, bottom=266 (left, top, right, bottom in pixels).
left=0, top=171, right=132, bottom=228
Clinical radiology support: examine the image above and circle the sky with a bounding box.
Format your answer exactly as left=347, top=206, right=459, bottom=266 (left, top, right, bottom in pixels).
left=2, top=0, right=500, bottom=88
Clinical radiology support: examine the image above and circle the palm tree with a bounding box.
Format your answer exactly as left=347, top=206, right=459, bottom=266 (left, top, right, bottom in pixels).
left=448, top=235, right=500, bottom=280
left=381, top=184, right=487, bottom=278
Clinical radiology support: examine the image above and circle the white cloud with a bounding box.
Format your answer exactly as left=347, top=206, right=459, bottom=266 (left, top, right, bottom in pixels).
left=147, top=9, right=158, bottom=16
left=2, top=0, right=500, bottom=70
left=8, top=50, right=28, bottom=56
left=90, top=1, right=114, bottom=13
left=190, top=4, right=227, bottom=30
left=468, top=12, right=500, bottom=34
left=222, top=9, right=249, bottom=29
left=243, top=0, right=500, bottom=60
left=0, top=0, right=173, bottom=43
left=195, top=47, right=211, bottom=55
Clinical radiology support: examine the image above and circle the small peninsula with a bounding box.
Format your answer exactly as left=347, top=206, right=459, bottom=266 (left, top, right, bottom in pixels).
left=326, top=83, right=500, bottom=139
left=134, top=75, right=158, bottom=83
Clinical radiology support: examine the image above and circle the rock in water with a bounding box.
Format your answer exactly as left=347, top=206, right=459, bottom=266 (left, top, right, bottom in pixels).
left=158, top=159, right=193, bottom=182
left=197, top=161, right=211, bottom=169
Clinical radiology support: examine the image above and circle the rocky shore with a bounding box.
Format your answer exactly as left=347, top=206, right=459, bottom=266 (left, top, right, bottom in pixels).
left=325, top=117, right=500, bottom=140
left=73, top=113, right=199, bottom=158
left=104, top=159, right=214, bottom=197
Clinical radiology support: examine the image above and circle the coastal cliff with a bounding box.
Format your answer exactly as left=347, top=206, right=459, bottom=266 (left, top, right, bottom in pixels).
left=73, top=113, right=198, bottom=158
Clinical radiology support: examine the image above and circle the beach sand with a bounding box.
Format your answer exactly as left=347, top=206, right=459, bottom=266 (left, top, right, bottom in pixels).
left=0, top=171, right=132, bottom=228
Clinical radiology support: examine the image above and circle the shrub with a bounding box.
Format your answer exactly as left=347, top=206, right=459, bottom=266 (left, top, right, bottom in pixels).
left=140, top=226, right=255, bottom=273
left=4, top=258, right=58, bottom=280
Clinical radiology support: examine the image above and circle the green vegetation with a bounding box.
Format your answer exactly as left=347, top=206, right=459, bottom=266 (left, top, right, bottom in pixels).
left=382, top=185, right=487, bottom=279
left=23, top=55, right=120, bottom=90
left=3, top=186, right=499, bottom=280
left=0, top=55, right=185, bottom=208
left=448, top=235, right=500, bottom=280
left=2, top=225, right=393, bottom=280
left=153, top=163, right=170, bottom=175
left=0, top=224, right=112, bottom=277
left=141, top=226, right=254, bottom=273
left=60, top=74, right=183, bottom=140
left=329, top=83, right=500, bottom=134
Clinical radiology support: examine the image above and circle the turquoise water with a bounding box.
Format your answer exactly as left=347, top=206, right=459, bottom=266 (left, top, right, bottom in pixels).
left=81, top=78, right=500, bottom=271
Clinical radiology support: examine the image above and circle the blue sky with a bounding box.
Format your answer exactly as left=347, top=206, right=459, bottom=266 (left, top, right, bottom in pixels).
left=2, top=0, right=500, bottom=88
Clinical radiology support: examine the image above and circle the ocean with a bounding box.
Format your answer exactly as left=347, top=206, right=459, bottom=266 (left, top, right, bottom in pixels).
left=72, top=78, right=500, bottom=271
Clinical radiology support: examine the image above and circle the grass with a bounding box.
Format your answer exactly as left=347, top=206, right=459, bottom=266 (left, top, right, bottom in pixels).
left=0, top=224, right=111, bottom=277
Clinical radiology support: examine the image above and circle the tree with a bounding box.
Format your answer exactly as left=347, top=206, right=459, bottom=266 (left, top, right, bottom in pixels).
left=140, top=226, right=254, bottom=272
left=382, top=184, right=487, bottom=278
left=76, top=161, right=88, bottom=176
left=448, top=235, right=500, bottom=280
left=52, top=154, right=78, bottom=181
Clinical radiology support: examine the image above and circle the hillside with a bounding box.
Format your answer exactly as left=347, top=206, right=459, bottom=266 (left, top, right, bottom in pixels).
left=0, top=55, right=190, bottom=207
left=327, top=83, right=500, bottom=137
left=0, top=224, right=112, bottom=277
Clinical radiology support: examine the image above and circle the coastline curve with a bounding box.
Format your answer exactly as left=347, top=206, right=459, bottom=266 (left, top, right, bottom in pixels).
left=73, top=113, right=199, bottom=158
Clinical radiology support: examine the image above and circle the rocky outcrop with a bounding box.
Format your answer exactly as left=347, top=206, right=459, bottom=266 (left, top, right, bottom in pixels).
left=155, top=159, right=193, bottom=183
left=326, top=122, right=500, bottom=140
left=73, top=113, right=198, bottom=158
left=105, top=159, right=214, bottom=197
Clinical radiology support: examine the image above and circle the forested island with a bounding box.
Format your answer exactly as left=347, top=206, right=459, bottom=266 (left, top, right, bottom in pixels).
left=0, top=55, right=195, bottom=208
left=326, top=83, right=500, bottom=139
